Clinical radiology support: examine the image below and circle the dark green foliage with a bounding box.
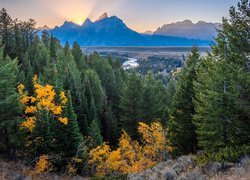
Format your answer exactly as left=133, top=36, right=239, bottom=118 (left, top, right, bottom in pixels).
left=84, top=69, right=104, bottom=117
left=167, top=47, right=200, bottom=155
left=88, top=119, right=103, bottom=147
left=120, top=70, right=143, bottom=138
left=141, top=72, right=167, bottom=124
left=0, top=8, right=13, bottom=57
left=196, top=145, right=250, bottom=165
left=41, top=30, right=50, bottom=48
left=72, top=42, right=87, bottom=70
left=0, top=8, right=37, bottom=60
left=193, top=0, right=250, bottom=154
left=59, top=91, right=83, bottom=156
left=0, top=46, right=21, bottom=157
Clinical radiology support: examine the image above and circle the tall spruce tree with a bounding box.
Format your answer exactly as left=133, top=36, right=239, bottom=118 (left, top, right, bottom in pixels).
left=0, top=8, right=13, bottom=57
left=194, top=0, right=250, bottom=153
left=59, top=91, right=83, bottom=157
left=167, top=47, right=200, bottom=155
left=120, top=70, right=143, bottom=139
left=72, top=42, right=87, bottom=70
left=141, top=72, right=167, bottom=124
left=0, top=46, right=20, bottom=157
left=88, top=119, right=103, bottom=147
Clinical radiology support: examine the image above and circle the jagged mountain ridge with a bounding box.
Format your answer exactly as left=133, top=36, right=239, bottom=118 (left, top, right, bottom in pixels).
left=48, top=13, right=214, bottom=46
left=154, top=20, right=220, bottom=40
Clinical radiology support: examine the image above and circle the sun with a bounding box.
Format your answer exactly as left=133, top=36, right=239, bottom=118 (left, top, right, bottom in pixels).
left=73, top=17, right=86, bottom=25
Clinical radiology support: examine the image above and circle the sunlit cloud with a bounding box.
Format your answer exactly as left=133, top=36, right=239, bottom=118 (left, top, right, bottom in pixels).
left=39, top=0, right=99, bottom=26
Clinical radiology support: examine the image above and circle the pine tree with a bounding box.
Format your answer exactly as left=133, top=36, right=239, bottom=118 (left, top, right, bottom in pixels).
left=13, top=20, right=25, bottom=61
left=194, top=0, right=250, bottom=153
left=33, top=42, right=50, bottom=75
left=167, top=47, right=200, bottom=155
left=120, top=70, right=143, bottom=139
left=88, top=119, right=103, bottom=147
left=41, top=30, right=50, bottom=48
left=141, top=72, right=167, bottom=124
left=72, top=42, right=87, bottom=70
left=0, top=46, right=20, bottom=157
left=49, top=34, right=57, bottom=81
left=60, top=91, right=83, bottom=157
left=63, top=41, right=70, bottom=55
left=0, top=8, right=13, bottom=57
left=84, top=69, right=104, bottom=119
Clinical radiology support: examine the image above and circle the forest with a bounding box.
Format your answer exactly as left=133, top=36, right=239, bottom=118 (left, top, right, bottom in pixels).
left=0, top=0, right=249, bottom=178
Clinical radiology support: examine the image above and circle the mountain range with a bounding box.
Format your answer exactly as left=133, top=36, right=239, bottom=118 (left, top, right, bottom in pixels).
left=154, top=20, right=220, bottom=40
left=45, top=13, right=219, bottom=46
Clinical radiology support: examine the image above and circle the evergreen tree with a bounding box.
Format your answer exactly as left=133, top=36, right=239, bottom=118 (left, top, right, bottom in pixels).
left=41, top=30, right=50, bottom=48
left=72, top=42, right=87, bottom=70
left=0, top=46, right=20, bottom=157
left=88, top=119, right=103, bottom=147
left=49, top=34, right=57, bottom=60
left=167, top=47, right=200, bottom=155
left=120, top=70, right=143, bottom=139
left=13, top=20, right=25, bottom=61
left=33, top=42, right=50, bottom=75
left=63, top=41, right=70, bottom=55
left=141, top=72, right=167, bottom=124
left=60, top=91, right=83, bottom=157
left=84, top=69, right=104, bottom=120
left=0, top=8, right=13, bottom=57
left=194, top=0, right=250, bottom=153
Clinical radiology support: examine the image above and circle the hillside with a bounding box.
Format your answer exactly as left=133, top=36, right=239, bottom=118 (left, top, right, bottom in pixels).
left=1, top=156, right=249, bottom=179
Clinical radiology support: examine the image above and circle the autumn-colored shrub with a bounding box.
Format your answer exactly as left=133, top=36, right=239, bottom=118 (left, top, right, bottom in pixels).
left=18, top=75, right=68, bottom=131
left=89, top=122, right=172, bottom=176
left=66, top=157, right=83, bottom=176
left=34, top=155, right=52, bottom=174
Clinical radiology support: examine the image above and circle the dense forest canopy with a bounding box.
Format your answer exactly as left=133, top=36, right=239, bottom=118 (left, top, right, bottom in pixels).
left=0, top=0, right=249, bottom=177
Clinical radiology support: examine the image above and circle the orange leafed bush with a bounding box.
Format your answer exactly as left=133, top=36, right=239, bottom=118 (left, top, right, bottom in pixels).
left=18, top=75, right=68, bottom=131
left=88, top=122, right=172, bottom=176
left=34, top=155, right=51, bottom=174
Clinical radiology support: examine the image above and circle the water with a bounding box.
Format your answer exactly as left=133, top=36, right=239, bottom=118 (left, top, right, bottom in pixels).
left=81, top=46, right=212, bottom=70
left=122, top=58, right=139, bottom=70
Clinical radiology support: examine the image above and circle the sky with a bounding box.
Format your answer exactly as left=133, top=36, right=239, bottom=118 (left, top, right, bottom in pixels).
left=0, top=0, right=238, bottom=32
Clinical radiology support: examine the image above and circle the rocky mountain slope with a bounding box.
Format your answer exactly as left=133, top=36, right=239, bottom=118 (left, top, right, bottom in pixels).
left=154, top=20, right=220, bottom=40
left=48, top=13, right=212, bottom=46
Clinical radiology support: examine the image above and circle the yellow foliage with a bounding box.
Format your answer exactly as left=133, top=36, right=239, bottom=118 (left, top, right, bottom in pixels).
left=51, top=105, right=62, bottom=115
left=25, top=106, right=37, bottom=114
left=33, top=74, right=38, bottom=83
left=18, top=75, right=69, bottom=131
left=20, top=95, right=30, bottom=104
left=58, top=117, right=68, bottom=125
left=138, top=122, right=170, bottom=160
left=21, top=117, right=36, bottom=132
left=60, top=91, right=67, bottom=105
left=34, top=155, right=51, bottom=174
left=66, top=157, right=83, bottom=176
left=89, top=122, right=171, bottom=176
left=18, top=83, right=25, bottom=94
